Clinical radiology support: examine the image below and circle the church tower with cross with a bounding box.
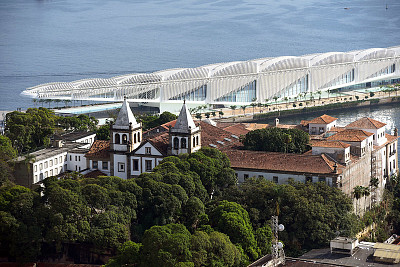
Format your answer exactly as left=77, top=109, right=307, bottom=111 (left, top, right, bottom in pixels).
left=110, top=96, right=142, bottom=179
left=168, top=101, right=201, bottom=156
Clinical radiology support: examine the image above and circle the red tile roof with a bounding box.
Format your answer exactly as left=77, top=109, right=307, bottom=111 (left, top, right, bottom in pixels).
left=147, top=132, right=170, bottom=155
left=311, top=140, right=351, bottom=148
left=346, top=117, right=386, bottom=129
left=327, top=129, right=373, bottom=142
left=224, top=149, right=341, bottom=175
left=199, top=121, right=242, bottom=148
left=309, top=114, right=338, bottom=124
left=386, top=133, right=399, bottom=143
left=86, top=140, right=110, bottom=159
left=222, top=123, right=250, bottom=136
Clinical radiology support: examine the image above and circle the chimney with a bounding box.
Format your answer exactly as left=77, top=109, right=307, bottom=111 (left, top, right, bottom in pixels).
left=333, top=162, right=338, bottom=173
left=274, top=118, right=279, bottom=127
left=394, top=127, right=398, bottom=137
left=53, top=140, right=63, bottom=148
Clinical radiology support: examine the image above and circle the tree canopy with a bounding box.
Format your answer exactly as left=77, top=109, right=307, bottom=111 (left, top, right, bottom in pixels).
left=241, top=127, right=310, bottom=154
left=5, top=108, right=98, bottom=154
left=0, top=147, right=361, bottom=265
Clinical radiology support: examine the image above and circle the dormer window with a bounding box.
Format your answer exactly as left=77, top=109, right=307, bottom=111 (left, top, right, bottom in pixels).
left=145, top=147, right=151, bottom=154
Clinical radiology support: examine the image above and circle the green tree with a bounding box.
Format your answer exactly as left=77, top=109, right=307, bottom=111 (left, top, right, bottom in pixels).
left=209, top=200, right=259, bottom=262
left=0, top=135, right=17, bottom=184
left=105, top=241, right=142, bottom=267
left=96, top=124, right=111, bottom=140
left=242, top=127, right=310, bottom=154
left=240, top=105, right=247, bottom=116
left=140, top=224, right=193, bottom=267
left=229, top=105, right=237, bottom=116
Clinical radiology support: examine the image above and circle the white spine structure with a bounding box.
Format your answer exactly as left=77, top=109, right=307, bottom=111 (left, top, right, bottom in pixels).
left=22, top=46, right=400, bottom=109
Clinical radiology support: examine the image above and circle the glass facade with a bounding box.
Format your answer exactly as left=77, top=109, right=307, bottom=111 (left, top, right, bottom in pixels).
left=337, top=78, right=400, bottom=92
left=170, top=84, right=207, bottom=101
left=281, top=75, right=308, bottom=98
left=323, top=69, right=355, bottom=88
left=366, top=64, right=396, bottom=80
left=216, top=80, right=256, bottom=102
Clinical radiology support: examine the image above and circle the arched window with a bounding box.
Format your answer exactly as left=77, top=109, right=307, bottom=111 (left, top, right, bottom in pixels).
left=115, top=133, right=120, bottom=144
left=174, top=137, right=179, bottom=149
left=196, top=136, right=199, bottom=146
left=193, top=136, right=196, bottom=147
left=122, top=134, right=128, bottom=144
left=181, top=138, right=187, bottom=148
left=137, top=132, right=141, bottom=142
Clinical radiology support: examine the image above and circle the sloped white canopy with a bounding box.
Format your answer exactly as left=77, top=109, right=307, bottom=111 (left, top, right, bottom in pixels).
left=310, top=52, right=354, bottom=66
left=259, top=56, right=309, bottom=71
left=166, top=67, right=210, bottom=80
left=352, top=48, right=395, bottom=61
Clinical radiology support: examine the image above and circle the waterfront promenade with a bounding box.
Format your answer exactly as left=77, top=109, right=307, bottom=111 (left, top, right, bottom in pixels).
left=211, top=86, right=400, bottom=121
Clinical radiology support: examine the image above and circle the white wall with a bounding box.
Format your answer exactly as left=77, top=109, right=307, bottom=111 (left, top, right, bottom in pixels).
left=75, top=133, right=96, bottom=145
left=113, top=154, right=128, bottom=179
left=66, top=152, right=87, bottom=172
left=33, top=152, right=67, bottom=183
left=235, top=169, right=334, bottom=186
left=89, top=159, right=111, bottom=176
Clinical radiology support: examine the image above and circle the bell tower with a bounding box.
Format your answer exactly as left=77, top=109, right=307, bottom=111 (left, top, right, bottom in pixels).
left=168, top=101, right=201, bottom=155
left=110, top=96, right=142, bottom=179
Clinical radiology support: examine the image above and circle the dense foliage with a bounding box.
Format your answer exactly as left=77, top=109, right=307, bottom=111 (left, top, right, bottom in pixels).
left=221, top=177, right=355, bottom=256
left=137, top=111, right=177, bottom=131
left=241, top=127, right=310, bottom=154
left=5, top=108, right=97, bottom=153
left=0, top=136, right=17, bottom=185
left=0, top=147, right=359, bottom=265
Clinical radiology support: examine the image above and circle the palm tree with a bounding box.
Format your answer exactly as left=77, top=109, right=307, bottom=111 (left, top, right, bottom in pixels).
left=317, top=90, right=322, bottom=102
left=353, top=186, right=363, bottom=215
left=284, top=97, right=288, bottom=109
left=230, top=105, right=237, bottom=116
left=240, top=105, right=247, bottom=116
left=219, top=110, right=224, bottom=118
left=273, top=96, right=278, bottom=110
left=195, top=113, right=202, bottom=121
left=362, top=187, right=370, bottom=211
left=250, top=102, right=257, bottom=115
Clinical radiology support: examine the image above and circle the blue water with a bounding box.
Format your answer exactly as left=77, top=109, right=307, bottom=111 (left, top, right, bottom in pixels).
left=0, top=0, right=399, bottom=111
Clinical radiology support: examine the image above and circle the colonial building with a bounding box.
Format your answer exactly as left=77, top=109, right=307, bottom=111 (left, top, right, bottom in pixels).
left=14, top=99, right=399, bottom=215
left=13, top=131, right=96, bottom=187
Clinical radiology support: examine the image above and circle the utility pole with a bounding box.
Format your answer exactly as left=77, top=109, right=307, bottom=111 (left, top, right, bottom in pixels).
left=271, top=215, right=285, bottom=266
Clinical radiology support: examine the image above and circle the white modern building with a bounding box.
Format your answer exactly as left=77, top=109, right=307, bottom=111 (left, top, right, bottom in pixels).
left=21, top=46, right=400, bottom=113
